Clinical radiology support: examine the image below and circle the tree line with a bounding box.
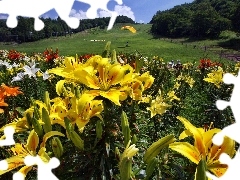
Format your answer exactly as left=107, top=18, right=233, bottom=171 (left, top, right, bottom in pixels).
left=0, top=15, right=135, bottom=43
left=150, top=0, right=240, bottom=38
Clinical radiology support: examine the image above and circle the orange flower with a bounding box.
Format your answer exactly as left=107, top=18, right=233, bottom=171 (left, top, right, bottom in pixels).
left=0, top=84, right=22, bottom=113
left=1, top=84, right=23, bottom=97
left=198, top=59, right=222, bottom=70
left=0, top=99, right=8, bottom=113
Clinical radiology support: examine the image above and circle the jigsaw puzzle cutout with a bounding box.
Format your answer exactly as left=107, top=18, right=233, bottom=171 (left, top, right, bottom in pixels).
left=0, top=160, right=8, bottom=171
left=206, top=148, right=240, bottom=180
left=13, top=155, right=60, bottom=180
left=0, top=126, right=15, bottom=146
left=206, top=70, right=240, bottom=179
left=0, top=0, right=123, bottom=31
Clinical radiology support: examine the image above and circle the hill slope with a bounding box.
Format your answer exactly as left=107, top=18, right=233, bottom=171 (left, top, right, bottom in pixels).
left=0, top=24, right=234, bottom=63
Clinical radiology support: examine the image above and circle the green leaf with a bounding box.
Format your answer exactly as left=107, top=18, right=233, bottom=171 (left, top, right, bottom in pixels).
left=195, top=159, right=207, bottom=180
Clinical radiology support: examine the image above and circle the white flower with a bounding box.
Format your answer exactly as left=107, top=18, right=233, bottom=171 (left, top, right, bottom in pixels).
left=0, top=61, right=12, bottom=69
left=23, top=62, right=40, bottom=79
left=11, top=72, right=25, bottom=83
left=42, top=71, right=50, bottom=80
left=12, top=62, right=20, bottom=68
left=23, top=56, right=31, bottom=62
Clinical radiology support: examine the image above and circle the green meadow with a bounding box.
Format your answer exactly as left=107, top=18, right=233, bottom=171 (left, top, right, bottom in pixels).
left=0, top=24, right=234, bottom=64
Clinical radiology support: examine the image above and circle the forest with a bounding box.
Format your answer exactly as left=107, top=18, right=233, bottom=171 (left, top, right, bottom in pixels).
left=150, top=0, right=240, bottom=38
left=1, top=0, right=240, bottom=42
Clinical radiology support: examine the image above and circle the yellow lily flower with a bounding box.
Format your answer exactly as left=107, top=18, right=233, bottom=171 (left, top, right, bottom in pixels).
left=184, top=76, right=195, bottom=88
left=135, top=71, right=154, bottom=90
left=235, top=62, right=240, bottom=71
left=167, top=90, right=180, bottom=101
left=32, top=99, right=67, bottom=129
left=146, top=91, right=172, bottom=118
left=0, top=129, right=64, bottom=177
left=37, top=92, right=103, bottom=131
left=128, top=72, right=154, bottom=101
left=74, top=62, right=133, bottom=106
left=68, top=93, right=104, bottom=131
left=173, top=81, right=181, bottom=90
left=48, top=56, right=94, bottom=83
left=169, top=116, right=235, bottom=178
left=203, top=66, right=223, bottom=88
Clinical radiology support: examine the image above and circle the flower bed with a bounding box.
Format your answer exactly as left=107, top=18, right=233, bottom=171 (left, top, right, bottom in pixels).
left=0, top=46, right=238, bottom=180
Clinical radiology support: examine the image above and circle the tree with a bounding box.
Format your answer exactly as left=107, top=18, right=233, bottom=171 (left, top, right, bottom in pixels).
left=190, top=2, right=223, bottom=38
left=232, top=3, right=240, bottom=32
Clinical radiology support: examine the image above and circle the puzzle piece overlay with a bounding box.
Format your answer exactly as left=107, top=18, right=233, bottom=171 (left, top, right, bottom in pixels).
left=0, top=0, right=123, bottom=31
left=0, top=126, right=15, bottom=172
left=206, top=70, right=240, bottom=179
left=2, top=0, right=240, bottom=179
left=13, top=155, right=60, bottom=180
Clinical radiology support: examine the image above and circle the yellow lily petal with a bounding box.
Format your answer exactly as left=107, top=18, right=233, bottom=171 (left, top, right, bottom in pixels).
left=38, top=147, right=50, bottom=162
left=202, top=128, right=221, bottom=151
left=100, top=89, right=123, bottom=106
left=18, top=166, right=33, bottom=178
left=76, top=118, right=89, bottom=132
left=130, top=80, right=144, bottom=101
left=48, top=68, right=72, bottom=79
left=136, top=71, right=154, bottom=90
left=27, top=130, right=39, bottom=153
left=84, top=55, right=108, bottom=68
left=107, top=64, right=126, bottom=85
left=169, top=142, right=201, bottom=164
left=208, top=164, right=227, bottom=177
left=50, top=115, right=66, bottom=128
left=77, top=93, right=96, bottom=113
left=73, top=67, right=95, bottom=85
left=89, top=100, right=103, bottom=114
left=56, top=80, right=66, bottom=96
left=0, top=156, right=25, bottom=175
left=179, top=130, right=192, bottom=140
left=75, top=97, right=103, bottom=131
left=177, top=116, right=205, bottom=155
left=214, top=136, right=235, bottom=159
left=179, top=128, right=205, bottom=140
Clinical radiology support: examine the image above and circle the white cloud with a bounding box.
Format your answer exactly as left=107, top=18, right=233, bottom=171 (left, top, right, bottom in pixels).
left=138, top=20, right=144, bottom=24
left=70, top=9, right=87, bottom=20
left=98, top=10, right=111, bottom=18
left=114, top=5, right=135, bottom=21
left=70, top=4, right=135, bottom=21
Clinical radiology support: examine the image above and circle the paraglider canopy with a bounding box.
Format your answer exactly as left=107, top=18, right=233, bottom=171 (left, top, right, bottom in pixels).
left=121, top=26, right=136, bottom=33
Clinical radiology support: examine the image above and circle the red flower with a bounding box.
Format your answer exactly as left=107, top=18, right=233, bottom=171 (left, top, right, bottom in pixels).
left=198, top=58, right=221, bottom=70
left=79, top=54, right=94, bottom=63
left=44, top=48, right=59, bottom=62
left=7, top=50, right=24, bottom=60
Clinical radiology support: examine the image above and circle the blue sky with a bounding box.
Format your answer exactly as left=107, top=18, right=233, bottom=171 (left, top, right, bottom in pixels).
left=0, top=0, right=194, bottom=24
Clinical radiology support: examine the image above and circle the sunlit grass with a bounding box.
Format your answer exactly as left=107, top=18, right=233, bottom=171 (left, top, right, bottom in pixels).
left=0, top=24, right=233, bottom=63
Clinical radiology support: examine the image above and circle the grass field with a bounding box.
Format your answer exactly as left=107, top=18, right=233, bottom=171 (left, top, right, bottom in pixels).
left=0, top=24, right=237, bottom=63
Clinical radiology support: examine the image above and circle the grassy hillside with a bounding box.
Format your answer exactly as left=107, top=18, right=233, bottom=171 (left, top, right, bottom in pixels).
left=0, top=24, right=234, bottom=63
